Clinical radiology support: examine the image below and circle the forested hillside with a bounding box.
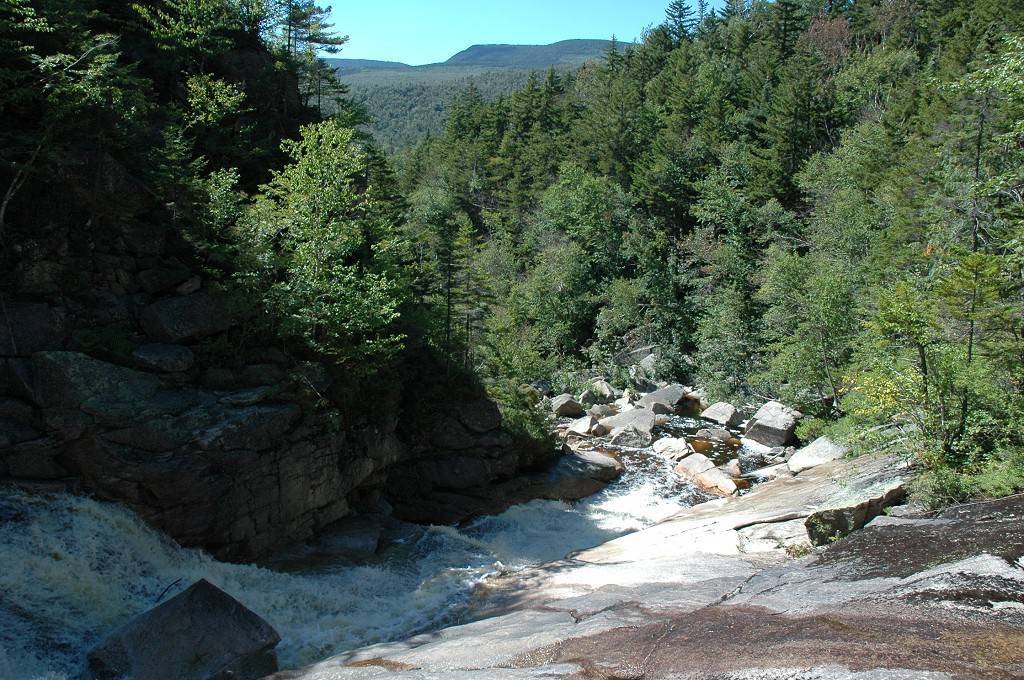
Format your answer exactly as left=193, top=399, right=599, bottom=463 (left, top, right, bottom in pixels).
left=400, top=0, right=1024, bottom=506
left=329, top=40, right=628, bottom=150
left=340, top=67, right=540, bottom=152
left=1, top=0, right=1022, bottom=515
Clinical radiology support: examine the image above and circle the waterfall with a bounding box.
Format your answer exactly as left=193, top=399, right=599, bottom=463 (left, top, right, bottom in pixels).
left=0, top=435, right=707, bottom=679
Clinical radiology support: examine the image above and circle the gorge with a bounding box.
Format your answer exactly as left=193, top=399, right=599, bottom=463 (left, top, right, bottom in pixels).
left=2, top=0, right=1024, bottom=678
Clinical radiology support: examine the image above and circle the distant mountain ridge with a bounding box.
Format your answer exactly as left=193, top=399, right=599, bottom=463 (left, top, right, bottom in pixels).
left=328, top=39, right=629, bottom=151
left=444, top=39, right=623, bottom=67
left=329, top=38, right=625, bottom=74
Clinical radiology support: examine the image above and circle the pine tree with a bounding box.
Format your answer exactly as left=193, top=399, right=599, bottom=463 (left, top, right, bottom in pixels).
left=665, top=0, right=696, bottom=44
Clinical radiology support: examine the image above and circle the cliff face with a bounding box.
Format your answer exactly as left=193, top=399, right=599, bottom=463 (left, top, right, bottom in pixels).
left=0, top=163, right=552, bottom=561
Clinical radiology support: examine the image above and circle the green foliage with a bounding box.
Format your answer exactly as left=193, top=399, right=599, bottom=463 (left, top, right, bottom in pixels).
left=236, top=120, right=408, bottom=370
left=395, top=0, right=1024, bottom=508
left=5, top=0, right=1024, bottom=494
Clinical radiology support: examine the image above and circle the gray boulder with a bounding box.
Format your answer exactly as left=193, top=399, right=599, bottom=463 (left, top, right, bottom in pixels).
left=566, top=415, right=598, bottom=436
left=539, top=449, right=624, bottom=500
left=87, top=579, right=280, bottom=680
left=599, top=407, right=657, bottom=436
left=132, top=344, right=195, bottom=373
left=737, top=448, right=766, bottom=474
left=744, top=400, right=801, bottom=447
left=137, top=266, right=192, bottom=294
left=141, top=292, right=236, bottom=343
left=788, top=436, right=849, bottom=474
left=589, top=379, right=616, bottom=403
left=701, top=402, right=742, bottom=428
left=551, top=394, right=585, bottom=418
left=588, top=404, right=616, bottom=419
left=638, top=384, right=687, bottom=413
left=652, top=436, right=693, bottom=461
left=457, top=399, right=503, bottom=434
left=609, top=425, right=652, bottom=448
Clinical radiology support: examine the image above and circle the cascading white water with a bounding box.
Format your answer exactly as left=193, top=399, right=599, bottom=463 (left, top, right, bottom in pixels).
left=0, top=436, right=710, bottom=680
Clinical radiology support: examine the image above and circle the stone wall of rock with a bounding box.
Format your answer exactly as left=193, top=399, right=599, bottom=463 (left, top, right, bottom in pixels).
left=0, top=208, right=552, bottom=561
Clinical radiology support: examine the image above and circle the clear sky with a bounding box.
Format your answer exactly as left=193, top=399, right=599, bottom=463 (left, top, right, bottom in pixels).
left=324, top=0, right=674, bottom=65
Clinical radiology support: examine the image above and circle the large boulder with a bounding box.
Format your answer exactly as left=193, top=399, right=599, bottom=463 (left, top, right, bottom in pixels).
left=567, top=415, right=599, bottom=437
left=700, top=402, right=742, bottom=428
left=787, top=436, right=848, bottom=474
left=674, top=453, right=738, bottom=496
left=609, top=425, right=652, bottom=448
left=31, top=351, right=165, bottom=417
left=744, top=400, right=801, bottom=447
left=580, top=379, right=615, bottom=406
left=538, top=449, right=624, bottom=500
left=599, top=407, right=656, bottom=436
left=137, top=265, right=192, bottom=294
left=590, top=379, right=616, bottom=402
left=141, top=292, right=236, bottom=343
left=637, top=384, right=687, bottom=413
left=695, top=427, right=734, bottom=444
left=457, top=399, right=502, bottom=433
left=652, top=436, right=693, bottom=461
left=551, top=394, right=585, bottom=418
left=87, top=579, right=280, bottom=680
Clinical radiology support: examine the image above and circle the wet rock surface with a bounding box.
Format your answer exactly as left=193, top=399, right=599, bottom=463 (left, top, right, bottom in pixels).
left=272, top=455, right=1021, bottom=680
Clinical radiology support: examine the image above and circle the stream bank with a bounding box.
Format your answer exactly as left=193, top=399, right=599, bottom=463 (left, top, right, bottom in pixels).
left=275, top=458, right=1024, bottom=680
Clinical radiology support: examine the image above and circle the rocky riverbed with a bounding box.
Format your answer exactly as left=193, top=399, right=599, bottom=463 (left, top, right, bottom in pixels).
left=273, top=461, right=1024, bottom=679
left=4, top=377, right=1023, bottom=679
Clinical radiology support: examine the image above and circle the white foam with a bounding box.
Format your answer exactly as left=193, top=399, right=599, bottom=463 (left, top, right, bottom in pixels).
left=0, top=446, right=697, bottom=678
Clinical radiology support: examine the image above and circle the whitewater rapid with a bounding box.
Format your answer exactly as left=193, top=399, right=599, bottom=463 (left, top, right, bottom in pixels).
left=0, top=435, right=710, bottom=680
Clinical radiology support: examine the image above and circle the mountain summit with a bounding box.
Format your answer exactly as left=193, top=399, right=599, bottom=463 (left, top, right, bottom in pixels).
left=443, top=39, right=623, bottom=68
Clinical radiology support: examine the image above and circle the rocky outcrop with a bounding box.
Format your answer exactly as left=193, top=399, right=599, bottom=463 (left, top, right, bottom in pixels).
left=788, top=436, right=848, bottom=474
left=274, top=454, right=930, bottom=679
left=0, top=211, right=548, bottom=561
left=88, top=579, right=280, bottom=680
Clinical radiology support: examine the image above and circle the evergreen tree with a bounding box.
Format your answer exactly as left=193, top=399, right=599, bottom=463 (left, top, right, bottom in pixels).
left=665, top=0, right=697, bottom=44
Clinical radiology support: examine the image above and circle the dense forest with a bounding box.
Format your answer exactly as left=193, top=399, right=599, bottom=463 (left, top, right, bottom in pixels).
left=341, top=67, right=541, bottom=152
left=397, top=0, right=1024, bottom=506
left=2, top=0, right=1023, bottom=510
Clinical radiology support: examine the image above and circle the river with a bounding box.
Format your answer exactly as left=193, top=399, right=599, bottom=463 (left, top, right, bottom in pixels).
left=0, top=417, right=724, bottom=679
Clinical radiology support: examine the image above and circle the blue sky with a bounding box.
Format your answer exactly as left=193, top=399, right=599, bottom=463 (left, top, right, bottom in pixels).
left=324, top=0, right=674, bottom=65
